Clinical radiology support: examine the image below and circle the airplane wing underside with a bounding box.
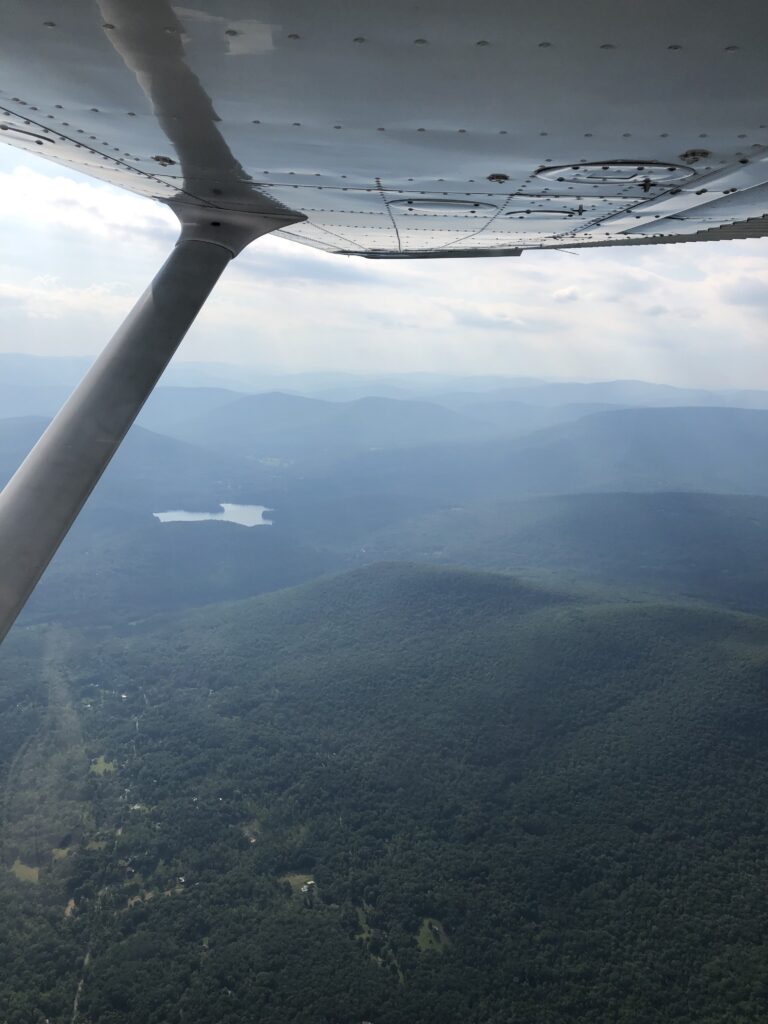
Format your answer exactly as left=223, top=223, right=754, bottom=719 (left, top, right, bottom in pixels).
left=1, top=0, right=768, bottom=258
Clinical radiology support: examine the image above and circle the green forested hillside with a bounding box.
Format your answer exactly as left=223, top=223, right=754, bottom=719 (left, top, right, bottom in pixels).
left=2, top=564, right=768, bottom=1023
left=9, top=394, right=768, bottom=633
left=20, top=513, right=335, bottom=626
left=361, top=492, right=768, bottom=615
left=22, top=489, right=768, bottom=627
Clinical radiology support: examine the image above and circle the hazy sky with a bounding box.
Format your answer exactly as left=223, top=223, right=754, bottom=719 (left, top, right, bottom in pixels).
left=0, top=145, right=766, bottom=387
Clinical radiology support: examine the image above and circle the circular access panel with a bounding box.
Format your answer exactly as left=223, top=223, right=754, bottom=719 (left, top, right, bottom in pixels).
left=389, top=199, right=497, bottom=214
left=536, top=161, right=695, bottom=185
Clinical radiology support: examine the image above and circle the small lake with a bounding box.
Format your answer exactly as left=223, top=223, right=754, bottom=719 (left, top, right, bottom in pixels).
left=153, top=504, right=273, bottom=527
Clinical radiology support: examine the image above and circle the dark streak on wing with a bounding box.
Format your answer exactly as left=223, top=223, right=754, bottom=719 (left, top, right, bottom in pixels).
left=98, top=0, right=297, bottom=220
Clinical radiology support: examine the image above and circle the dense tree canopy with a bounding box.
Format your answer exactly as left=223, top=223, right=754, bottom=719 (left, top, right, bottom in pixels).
left=2, top=563, right=768, bottom=1023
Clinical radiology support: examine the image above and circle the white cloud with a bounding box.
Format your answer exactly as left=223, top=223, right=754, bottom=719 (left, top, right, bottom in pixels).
left=0, top=164, right=176, bottom=242
left=719, top=275, right=768, bottom=308
left=0, top=276, right=131, bottom=320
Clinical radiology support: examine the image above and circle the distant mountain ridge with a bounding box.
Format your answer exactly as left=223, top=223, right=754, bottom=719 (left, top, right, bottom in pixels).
left=3, top=354, right=767, bottom=406
left=163, top=391, right=493, bottom=461
left=318, top=406, right=768, bottom=501
left=432, top=378, right=768, bottom=410
left=0, top=383, right=242, bottom=432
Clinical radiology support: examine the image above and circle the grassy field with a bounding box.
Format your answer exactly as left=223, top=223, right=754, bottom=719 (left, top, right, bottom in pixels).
left=417, top=918, right=448, bottom=953
left=9, top=858, right=39, bottom=883
left=89, top=755, right=115, bottom=776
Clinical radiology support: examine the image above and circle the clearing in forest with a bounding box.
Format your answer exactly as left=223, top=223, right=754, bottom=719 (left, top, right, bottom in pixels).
left=417, top=917, right=449, bottom=952
left=10, top=858, right=39, bottom=883
left=90, top=755, right=115, bottom=775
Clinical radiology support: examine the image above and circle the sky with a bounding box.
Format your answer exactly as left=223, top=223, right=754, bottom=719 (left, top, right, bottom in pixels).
left=0, top=145, right=766, bottom=387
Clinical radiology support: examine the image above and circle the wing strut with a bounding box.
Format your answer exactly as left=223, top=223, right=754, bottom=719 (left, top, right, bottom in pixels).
left=0, top=206, right=299, bottom=643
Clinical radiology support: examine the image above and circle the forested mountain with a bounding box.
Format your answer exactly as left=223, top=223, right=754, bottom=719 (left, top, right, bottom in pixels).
left=21, top=512, right=334, bottom=626
left=2, top=564, right=768, bottom=1023
left=0, top=417, right=265, bottom=512
left=136, top=387, right=245, bottom=434
left=166, top=391, right=342, bottom=447
left=17, top=487, right=768, bottom=626
left=15, top=467, right=768, bottom=631
left=360, top=492, right=768, bottom=615
left=165, top=393, right=492, bottom=462
left=315, top=407, right=768, bottom=501
left=453, top=399, right=621, bottom=435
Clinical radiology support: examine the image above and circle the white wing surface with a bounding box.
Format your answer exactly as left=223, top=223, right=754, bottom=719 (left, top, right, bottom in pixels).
left=2, top=0, right=767, bottom=257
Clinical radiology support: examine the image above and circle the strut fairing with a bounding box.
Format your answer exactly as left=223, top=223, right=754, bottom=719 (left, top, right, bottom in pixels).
left=1, top=0, right=768, bottom=259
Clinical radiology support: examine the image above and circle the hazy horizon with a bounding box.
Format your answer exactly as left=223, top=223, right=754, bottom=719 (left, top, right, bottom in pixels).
left=3, top=351, right=768, bottom=396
